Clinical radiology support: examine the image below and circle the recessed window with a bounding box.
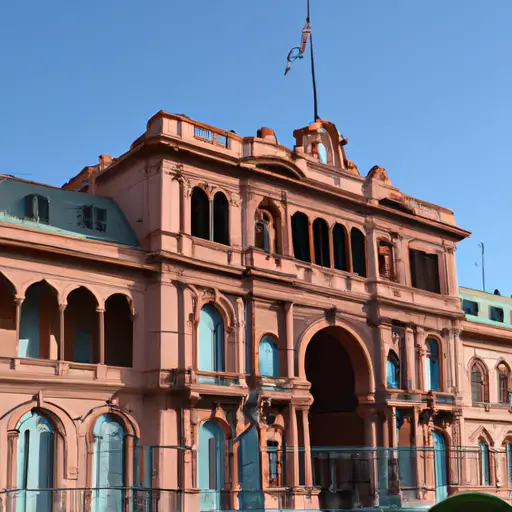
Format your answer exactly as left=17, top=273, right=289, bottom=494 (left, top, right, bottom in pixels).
left=378, top=240, right=395, bottom=281
left=490, top=306, right=504, bottom=323
left=462, top=299, right=479, bottom=316
left=24, top=194, right=50, bottom=224
left=80, top=205, right=107, bottom=232
left=409, top=249, right=441, bottom=294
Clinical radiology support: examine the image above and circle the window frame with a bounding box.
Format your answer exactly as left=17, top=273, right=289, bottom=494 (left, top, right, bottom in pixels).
left=478, top=440, right=491, bottom=486
left=409, top=248, right=441, bottom=294
left=426, top=338, right=441, bottom=392
left=386, top=350, right=400, bottom=390
left=471, top=359, right=489, bottom=404
left=497, top=362, right=510, bottom=404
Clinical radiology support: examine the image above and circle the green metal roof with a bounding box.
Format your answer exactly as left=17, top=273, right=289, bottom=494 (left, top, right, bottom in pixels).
left=0, top=176, right=140, bottom=248
left=459, top=286, right=512, bottom=329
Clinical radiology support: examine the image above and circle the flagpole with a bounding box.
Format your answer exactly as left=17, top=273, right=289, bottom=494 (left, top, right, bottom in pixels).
left=307, top=0, right=319, bottom=121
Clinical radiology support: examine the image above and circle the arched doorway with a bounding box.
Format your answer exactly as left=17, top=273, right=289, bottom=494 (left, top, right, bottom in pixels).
left=304, top=325, right=373, bottom=509
left=198, top=421, right=225, bottom=511
left=91, top=414, right=126, bottom=512
left=16, top=411, right=55, bottom=512
left=432, top=430, right=448, bottom=502
left=305, top=326, right=371, bottom=448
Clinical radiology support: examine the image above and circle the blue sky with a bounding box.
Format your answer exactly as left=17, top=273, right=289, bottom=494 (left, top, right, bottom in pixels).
left=0, top=1, right=510, bottom=294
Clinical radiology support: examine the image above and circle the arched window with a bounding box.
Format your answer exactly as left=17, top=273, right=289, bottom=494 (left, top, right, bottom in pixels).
left=17, top=411, right=55, bottom=511
left=317, top=143, right=328, bottom=164
left=65, top=287, right=98, bottom=364
left=333, top=223, right=349, bottom=271
left=497, top=362, right=510, bottom=404
left=198, top=421, right=225, bottom=511
left=378, top=240, right=395, bottom=281
left=350, top=228, right=367, bottom=278
left=255, top=220, right=270, bottom=252
left=191, top=188, right=230, bottom=246
left=479, top=440, right=491, bottom=485
left=191, top=187, right=210, bottom=240
left=254, top=199, right=281, bottom=255
left=426, top=338, right=441, bottom=392
left=259, top=336, right=280, bottom=377
left=19, top=281, right=59, bottom=360
left=213, top=192, right=229, bottom=245
left=255, top=210, right=272, bottom=253
left=198, top=304, right=225, bottom=373
left=292, top=212, right=311, bottom=263
left=313, top=218, right=331, bottom=268
left=471, top=360, right=489, bottom=404
left=92, top=414, right=126, bottom=511
left=24, top=194, right=50, bottom=224
left=105, top=294, right=133, bottom=367
left=506, top=442, right=512, bottom=487
left=387, top=351, right=400, bottom=389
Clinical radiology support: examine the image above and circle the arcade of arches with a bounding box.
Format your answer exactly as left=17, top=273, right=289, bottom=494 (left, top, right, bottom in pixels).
left=0, top=274, right=133, bottom=367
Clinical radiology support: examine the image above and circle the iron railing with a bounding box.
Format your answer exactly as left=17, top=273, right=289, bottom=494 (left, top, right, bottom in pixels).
left=3, top=446, right=512, bottom=511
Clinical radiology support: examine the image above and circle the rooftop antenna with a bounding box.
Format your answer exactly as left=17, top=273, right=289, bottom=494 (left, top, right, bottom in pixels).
left=478, top=242, right=486, bottom=292
left=284, top=0, right=320, bottom=121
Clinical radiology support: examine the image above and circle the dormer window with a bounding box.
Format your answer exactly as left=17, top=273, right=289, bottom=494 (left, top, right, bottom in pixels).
left=80, top=205, right=107, bottom=232
left=462, top=299, right=479, bottom=316
left=490, top=306, right=504, bottom=323
left=24, top=194, right=49, bottom=224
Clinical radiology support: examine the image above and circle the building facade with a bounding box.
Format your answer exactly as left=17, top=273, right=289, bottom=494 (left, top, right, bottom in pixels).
left=0, top=111, right=509, bottom=511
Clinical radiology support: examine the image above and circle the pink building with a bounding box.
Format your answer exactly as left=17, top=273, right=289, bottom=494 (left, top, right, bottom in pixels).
left=0, top=111, right=509, bottom=511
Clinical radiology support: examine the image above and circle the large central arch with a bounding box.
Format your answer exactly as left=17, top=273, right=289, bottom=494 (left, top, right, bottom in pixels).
left=298, top=320, right=374, bottom=448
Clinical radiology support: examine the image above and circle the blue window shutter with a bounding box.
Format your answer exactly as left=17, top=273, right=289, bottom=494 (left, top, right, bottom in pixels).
left=317, top=143, right=328, bottom=164
left=259, top=337, right=279, bottom=377
left=387, top=353, right=399, bottom=389
left=92, top=415, right=126, bottom=512
left=479, top=441, right=490, bottom=485
left=507, top=444, right=512, bottom=486
left=426, top=339, right=440, bottom=392
left=198, top=304, right=224, bottom=372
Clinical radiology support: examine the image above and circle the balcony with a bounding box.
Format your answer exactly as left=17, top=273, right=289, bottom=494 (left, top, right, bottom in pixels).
left=0, top=357, right=141, bottom=388
left=144, top=112, right=243, bottom=159
left=157, top=368, right=247, bottom=397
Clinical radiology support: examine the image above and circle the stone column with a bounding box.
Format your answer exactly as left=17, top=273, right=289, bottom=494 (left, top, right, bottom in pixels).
left=451, top=327, right=462, bottom=395
left=168, top=175, right=181, bottom=235
left=15, top=296, right=23, bottom=356
left=415, top=327, right=425, bottom=391
left=375, top=322, right=393, bottom=392
left=364, top=220, right=379, bottom=281
left=285, top=303, right=294, bottom=378
left=286, top=403, right=299, bottom=487
left=442, top=328, right=454, bottom=392
left=405, top=326, right=415, bottom=390
left=308, top=219, right=314, bottom=263
left=97, top=307, right=105, bottom=365
left=444, top=247, right=457, bottom=296
left=362, top=408, right=379, bottom=506
left=125, top=434, right=135, bottom=487
left=59, top=304, right=66, bottom=361
left=301, top=408, right=313, bottom=486
left=391, top=234, right=404, bottom=285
